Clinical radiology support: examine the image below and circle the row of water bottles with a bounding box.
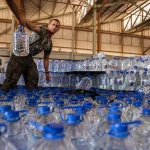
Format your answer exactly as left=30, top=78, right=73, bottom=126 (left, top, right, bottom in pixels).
left=94, top=70, right=150, bottom=92
left=0, top=86, right=149, bottom=150
left=36, top=52, right=150, bottom=72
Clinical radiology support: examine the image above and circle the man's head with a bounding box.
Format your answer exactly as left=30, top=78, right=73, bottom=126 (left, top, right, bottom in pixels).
left=48, top=19, right=60, bottom=34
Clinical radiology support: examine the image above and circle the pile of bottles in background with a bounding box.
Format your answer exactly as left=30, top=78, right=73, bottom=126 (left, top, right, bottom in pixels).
left=0, top=86, right=149, bottom=150
left=1, top=52, right=150, bottom=93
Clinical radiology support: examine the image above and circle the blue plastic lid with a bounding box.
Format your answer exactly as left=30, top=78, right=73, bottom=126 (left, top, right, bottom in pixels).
left=44, top=124, right=65, bottom=140
left=133, top=101, right=142, bottom=107
left=75, top=106, right=86, bottom=114
left=66, top=113, right=83, bottom=125
left=108, top=123, right=129, bottom=138
left=76, top=95, right=84, bottom=101
left=107, top=113, right=121, bottom=122
left=0, top=105, right=12, bottom=113
left=69, top=98, right=79, bottom=104
left=18, top=25, right=23, bottom=28
left=55, top=100, right=64, bottom=107
left=37, top=106, right=50, bottom=115
left=6, top=95, right=14, bottom=99
left=134, top=66, right=138, bottom=69
left=3, top=111, right=20, bottom=122
left=111, top=102, right=121, bottom=107
left=125, top=98, right=132, bottom=104
left=142, top=108, right=150, bottom=116
left=27, top=98, right=38, bottom=106
left=100, top=98, right=108, bottom=105
left=43, top=95, right=50, bottom=99
left=83, top=101, right=93, bottom=110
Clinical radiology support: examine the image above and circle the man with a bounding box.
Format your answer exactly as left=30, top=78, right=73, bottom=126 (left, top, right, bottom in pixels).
left=2, top=0, right=60, bottom=92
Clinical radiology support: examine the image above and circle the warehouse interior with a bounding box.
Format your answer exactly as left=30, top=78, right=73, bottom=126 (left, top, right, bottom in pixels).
left=0, top=0, right=150, bottom=68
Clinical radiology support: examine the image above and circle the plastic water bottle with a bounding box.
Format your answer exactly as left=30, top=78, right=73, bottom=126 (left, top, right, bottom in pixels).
left=0, top=123, right=17, bottom=150
left=30, top=105, right=55, bottom=139
left=97, top=121, right=141, bottom=150
left=13, top=25, right=29, bottom=56
left=76, top=77, right=92, bottom=90
left=61, top=113, right=95, bottom=150
left=123, top=71, right=136, bottom=91
left=131, top=107, right=150, bottom=149
left=29, top=121, right=76, bottom=150
left=3, top=110, right=31, bottom=150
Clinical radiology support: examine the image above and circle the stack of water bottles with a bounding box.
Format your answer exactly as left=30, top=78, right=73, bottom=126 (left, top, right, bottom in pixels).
left=0, top=86, right=149, bottom=150
left=33, top=52, right=150, bottom=93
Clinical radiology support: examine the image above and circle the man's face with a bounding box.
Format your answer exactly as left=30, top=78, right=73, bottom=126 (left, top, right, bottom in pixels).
left=48, top=20, right=60, bottom=33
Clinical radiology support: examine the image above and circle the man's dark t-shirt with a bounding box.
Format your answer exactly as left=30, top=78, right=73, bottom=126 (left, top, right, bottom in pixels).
left=29, top=26, right=52, bottom=56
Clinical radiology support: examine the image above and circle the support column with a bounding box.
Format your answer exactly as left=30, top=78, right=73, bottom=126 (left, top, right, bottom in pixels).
left=121, top=19, right=124, bottom=57
left=97, top=10, right=101, bottom=53
left=71, top=6, right=75, bottom=60
left=141, top=31, right=144, bottom=55
left=93, top=1, right=96, bottom=56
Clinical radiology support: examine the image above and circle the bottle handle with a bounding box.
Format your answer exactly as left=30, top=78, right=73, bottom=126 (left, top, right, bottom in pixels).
left=29, top=120, right=44, bottom=132
left=122, top=120, right=142, bottom=130
left=98, top=106, right=108, bottom=118
left=0, top=123, right=7, bottom=133
left=17, top=110, right=28, bottom=118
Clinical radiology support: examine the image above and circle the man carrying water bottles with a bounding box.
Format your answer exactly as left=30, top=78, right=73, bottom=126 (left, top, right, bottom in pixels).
left=1, top=0, right=60, bottom=92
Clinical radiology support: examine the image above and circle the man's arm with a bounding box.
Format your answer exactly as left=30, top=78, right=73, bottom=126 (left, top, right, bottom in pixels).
left=5, top=0, right=40, bottom=32
left=44, top=52, right=50, bottom=82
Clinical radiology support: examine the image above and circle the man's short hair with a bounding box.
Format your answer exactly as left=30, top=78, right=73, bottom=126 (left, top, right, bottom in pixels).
left=49, top=19, right=60, bottom=24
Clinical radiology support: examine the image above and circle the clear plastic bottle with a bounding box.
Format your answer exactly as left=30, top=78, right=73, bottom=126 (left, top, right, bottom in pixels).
left=13, top=25, right=29, bottom=56
left=97, top=121, right=141, bottom=150
left=131, top=107, right=150, bottom=149
left=0, top=123, right=17, bottom=150
left=29, top=121, right=76, bottom=150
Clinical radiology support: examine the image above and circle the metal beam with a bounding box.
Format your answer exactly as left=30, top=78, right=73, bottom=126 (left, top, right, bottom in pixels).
left=30, top=12, right=72, bottom=22
left=0, top=27, right=11, bottom=37
left=144, top=46, right=150, bottom=54
left=51, top=0, right=57, bottom=17
left=71, top=6, right=75, bottom=60
left=93, top=1, right=96, bottom=56
left=0, top=19, right=12, bottom=23
left=96, top=0, right=145, bottom=8
left=0, top=6, right=9, bottom=10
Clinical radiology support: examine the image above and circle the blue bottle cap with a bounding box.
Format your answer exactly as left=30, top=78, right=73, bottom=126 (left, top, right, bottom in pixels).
left=0, top=105, right=12, bottom=113
left=75, top=106, right=86, bottom=114
left=27, top=98, right=38, bottom=106
left=37, top=106, right=50, bottom=115
left=84, top=101, right=93, bottom=110
left=76, top=95, right=84, bottom=101
left=100, top=98, right=108, bottom=105
left=55, top=100, right=64, bottom=107
left=107, top=113, right=121, bottom=122
left=3, top=111, right=20, bottom=122
left=108, top=123, right=129, bottom=138
left=69, top=98, right=79, bottom=104
left=133, top=101, right=142, bottom=107
left=44, top=124, right=65, bottom=140
left=125, top=98, right=132, bottom=104
left=111, top=102, right=121, bottom=107
left=43, top=94, right=50, bottom=99
left=66, top=113, right=83, bottom=125
left=142, top=108, right=150, bottom=116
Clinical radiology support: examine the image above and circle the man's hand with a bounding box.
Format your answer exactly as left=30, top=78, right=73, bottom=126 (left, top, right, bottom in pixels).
left=45, top=73, right=50, bottom=83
